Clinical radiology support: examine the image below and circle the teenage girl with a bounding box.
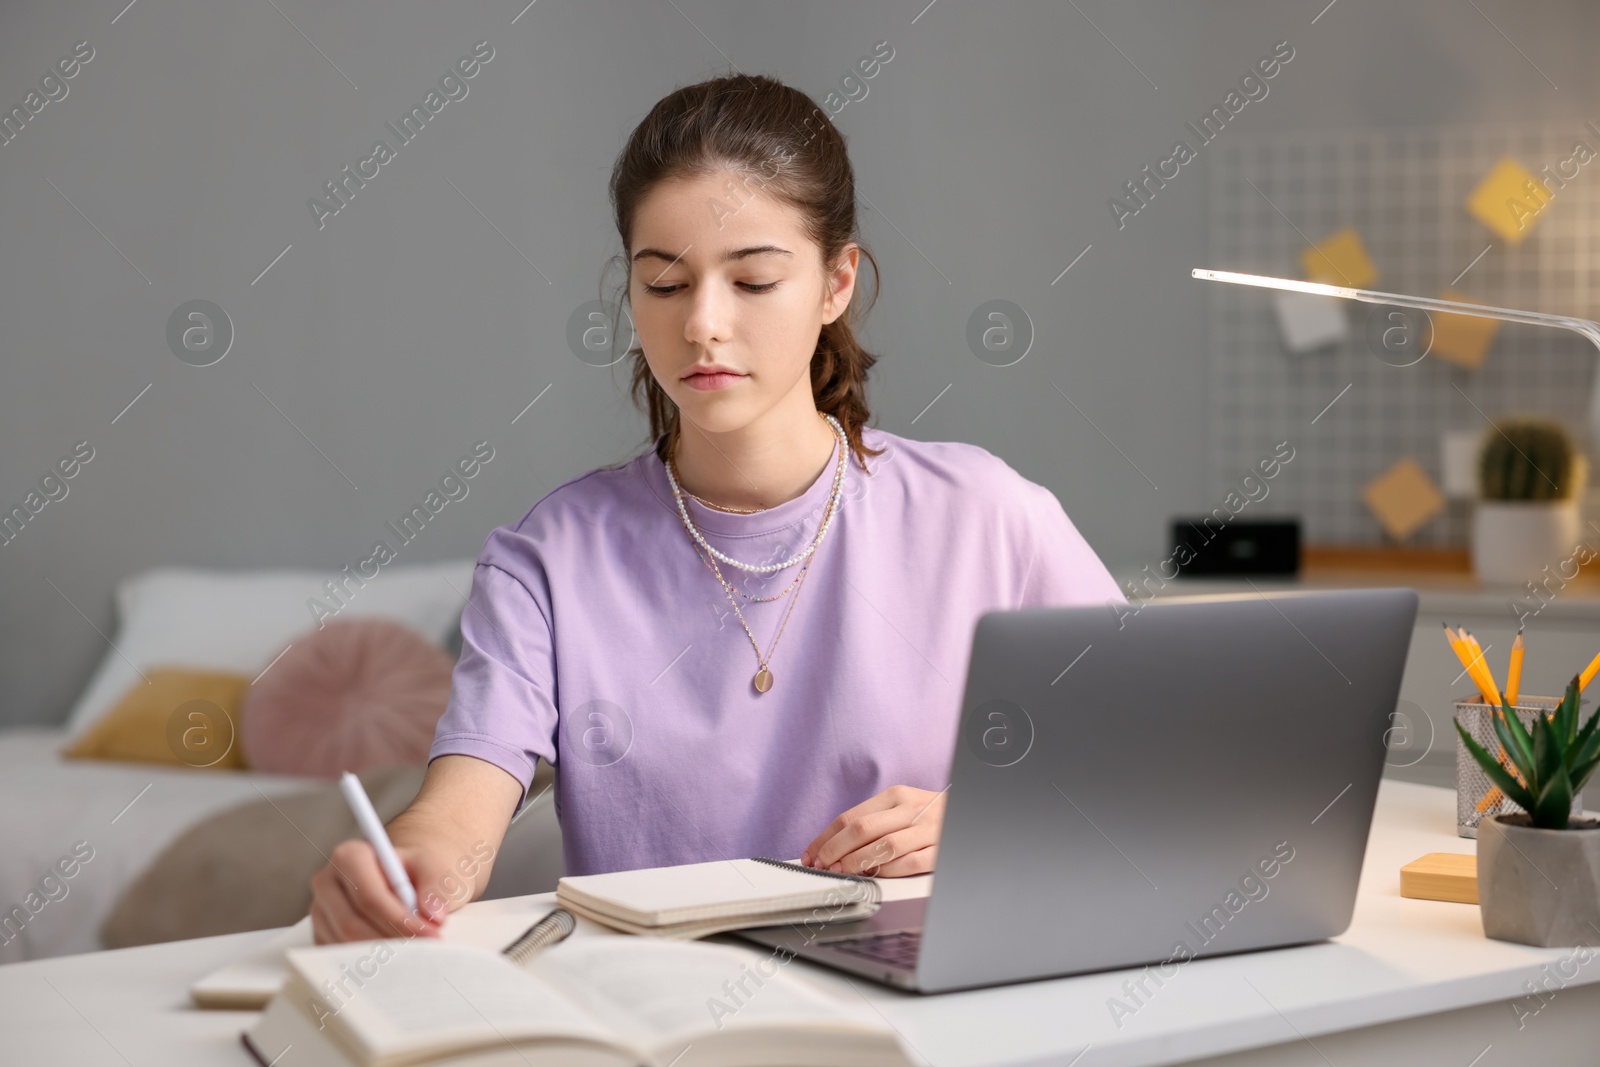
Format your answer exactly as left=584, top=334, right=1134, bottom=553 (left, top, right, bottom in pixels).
left=309, top=73, right=1123, bottom=944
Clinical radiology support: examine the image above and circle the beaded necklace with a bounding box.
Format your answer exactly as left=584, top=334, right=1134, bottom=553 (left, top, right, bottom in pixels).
left=663, top=413, right=848, bottom=575
left=664, top=412, right=848, bottom=692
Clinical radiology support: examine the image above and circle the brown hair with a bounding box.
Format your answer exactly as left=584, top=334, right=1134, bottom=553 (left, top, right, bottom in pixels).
left=604, top=73, right=886, bottom=472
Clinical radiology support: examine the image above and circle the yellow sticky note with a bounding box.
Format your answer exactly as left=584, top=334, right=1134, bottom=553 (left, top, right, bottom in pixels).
left=1300, top=228, right=1378, bottom=288
left=1466, top=157, right=1547, bottom=244
left=1429, top=289, right=1501, bottom=370
left=1363, top=457, right=1445, bottom=542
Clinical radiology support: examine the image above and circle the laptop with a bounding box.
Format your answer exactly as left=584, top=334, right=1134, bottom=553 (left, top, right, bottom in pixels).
left=731, top=587, right=1419, bottom=993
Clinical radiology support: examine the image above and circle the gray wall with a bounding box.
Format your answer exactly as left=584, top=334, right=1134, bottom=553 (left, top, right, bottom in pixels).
left=1, top=1, right=1595, bottom=726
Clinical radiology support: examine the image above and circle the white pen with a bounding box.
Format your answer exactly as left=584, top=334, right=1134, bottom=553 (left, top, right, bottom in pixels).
left=339, top=771, right=419, bottom=914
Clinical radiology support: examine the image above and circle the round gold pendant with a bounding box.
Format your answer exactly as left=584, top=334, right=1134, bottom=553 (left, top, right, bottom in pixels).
left=753, top=668, right=773, bottom=693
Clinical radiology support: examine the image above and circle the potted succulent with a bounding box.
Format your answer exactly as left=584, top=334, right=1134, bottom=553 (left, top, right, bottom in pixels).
left=1455, top=676, right=1600, bottom=946
left=1472, top=416, right=1588, bottom=584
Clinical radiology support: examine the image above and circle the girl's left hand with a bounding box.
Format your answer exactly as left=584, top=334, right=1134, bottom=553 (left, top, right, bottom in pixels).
left=800, top=784, right=946, bottom=877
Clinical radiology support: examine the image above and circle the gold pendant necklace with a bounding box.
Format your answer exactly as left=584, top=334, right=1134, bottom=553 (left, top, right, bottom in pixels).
left=666, top=412, right=844, bottom=693
left=701, top=533, right=818, bottom=693
left=684, top=490, right=770, bottom=514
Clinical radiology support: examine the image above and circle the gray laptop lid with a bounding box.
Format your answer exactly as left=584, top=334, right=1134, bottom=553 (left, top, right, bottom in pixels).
left=914, top=587, right=1418, bottom=993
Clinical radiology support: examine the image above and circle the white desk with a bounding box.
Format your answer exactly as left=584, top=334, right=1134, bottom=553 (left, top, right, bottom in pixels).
left=2, top=779, right=1596, bottom=1067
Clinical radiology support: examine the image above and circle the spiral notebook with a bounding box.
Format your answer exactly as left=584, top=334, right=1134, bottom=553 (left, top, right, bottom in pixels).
left=554, top=856, right=883, bottom=939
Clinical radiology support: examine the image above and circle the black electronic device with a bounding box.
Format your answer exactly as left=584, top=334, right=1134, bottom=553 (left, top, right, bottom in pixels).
left=1169, top=517, right=1300, bottom=576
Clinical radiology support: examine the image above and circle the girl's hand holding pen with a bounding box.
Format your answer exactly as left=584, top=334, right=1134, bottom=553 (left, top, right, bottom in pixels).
left=310, top=756, right=519, bottom=944
left=309, top=839, right=449, bottom=944
left=310, top=770, right=490, bottom=945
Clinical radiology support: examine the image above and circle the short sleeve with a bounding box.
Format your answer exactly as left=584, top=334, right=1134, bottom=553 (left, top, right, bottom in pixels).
left=1013, top=481, right=1126, bottom=609
left=428, top=561, right=559, bottom=815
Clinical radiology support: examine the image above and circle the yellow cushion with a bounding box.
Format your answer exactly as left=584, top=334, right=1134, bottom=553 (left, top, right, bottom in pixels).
left=61, top=667, right=252, bottom=770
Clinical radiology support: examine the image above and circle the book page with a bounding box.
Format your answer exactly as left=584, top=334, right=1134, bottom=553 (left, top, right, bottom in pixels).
left=192, top=903, right=572, bottom=1009
left=283, top=940, right=636, bottom=1063
left=527, top=937, right=888, bottom=1054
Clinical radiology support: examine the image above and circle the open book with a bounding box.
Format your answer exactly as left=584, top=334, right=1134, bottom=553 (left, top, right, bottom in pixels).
left=243, top=935, right=913, bottom=1067
left=196, top=865, right=929, bottom=1011
left=191, top=903, right=572, bottom=1010
left=555, top=856, right=882, bottom=938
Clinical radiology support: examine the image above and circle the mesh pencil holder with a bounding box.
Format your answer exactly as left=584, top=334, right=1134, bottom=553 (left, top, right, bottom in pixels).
left=1454, top=694, right=1584, bottom=838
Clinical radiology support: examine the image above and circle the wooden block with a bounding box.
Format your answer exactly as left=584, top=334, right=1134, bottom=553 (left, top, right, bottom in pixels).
left=1300, top=227, right=1378, bottom=288
left=1362, top=457, right=1446, bottom=541
left=1466, top=156, right=1547, bottom=244
left=1429, top=289, right=1501, bottom=369
left=1400, top=852, right=1478, bottom=904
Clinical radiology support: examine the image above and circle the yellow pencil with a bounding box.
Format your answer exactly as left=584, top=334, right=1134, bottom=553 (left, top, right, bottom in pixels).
left=1466, top=633, right=1503, bottom=703
left=1581, top=648, right=1600, bottom=691
left=1444, top=625, right=1483, bottom=700
left=1476, top=785, right=1504, bottom=814
left=1459, top=629, right=1504, bottom=706
left=1445, top=625, right=1493, bottom=703
left=1505, top=629, right=1525, bottom=706
left=1446, top=626, right=1493, bottom=703
left=1476, top=746, right=1529, bottom=814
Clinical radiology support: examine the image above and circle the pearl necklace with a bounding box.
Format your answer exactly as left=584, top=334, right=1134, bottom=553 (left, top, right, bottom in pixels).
left=664, top=412, right=848, bottom=693
left=663, top=412, right=848, bottom=574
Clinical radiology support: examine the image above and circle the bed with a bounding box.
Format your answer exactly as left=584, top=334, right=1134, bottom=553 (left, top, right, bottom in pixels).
left=0, top=559, right=564, bottom=965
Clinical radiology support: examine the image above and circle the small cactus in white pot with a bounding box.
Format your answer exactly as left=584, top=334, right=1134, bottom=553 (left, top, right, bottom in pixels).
left=1472, top=416, right=1589, bottom=585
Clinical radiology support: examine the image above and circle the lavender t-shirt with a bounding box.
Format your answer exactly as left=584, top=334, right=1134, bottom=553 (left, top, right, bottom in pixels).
left=428, top=424, right=1124, bottom=876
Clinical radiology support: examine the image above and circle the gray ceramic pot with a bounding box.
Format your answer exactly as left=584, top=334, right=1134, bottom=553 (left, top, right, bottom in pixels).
left=1478, top=813, right=1600, bottom=947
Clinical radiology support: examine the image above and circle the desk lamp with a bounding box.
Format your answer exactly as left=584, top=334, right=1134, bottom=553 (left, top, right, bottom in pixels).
left=1191, top=268, right=1600, bottom=446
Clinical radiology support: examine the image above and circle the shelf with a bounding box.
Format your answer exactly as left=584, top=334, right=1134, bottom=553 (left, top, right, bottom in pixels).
left=1118, top=544, right=1600, bottom=618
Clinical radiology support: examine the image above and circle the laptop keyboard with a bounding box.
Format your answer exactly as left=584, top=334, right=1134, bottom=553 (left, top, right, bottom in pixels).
left=822, top=929, right=922, bottom=968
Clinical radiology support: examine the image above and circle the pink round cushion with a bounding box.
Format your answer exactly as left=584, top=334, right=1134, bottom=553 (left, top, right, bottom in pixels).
left=240, top=619, right=455, bottom=778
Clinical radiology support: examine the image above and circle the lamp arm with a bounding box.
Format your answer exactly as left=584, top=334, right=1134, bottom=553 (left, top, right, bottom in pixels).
left=1191, top=268, right=1600, bottom=447
left=1191, top=268, right=1600, bottom=350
